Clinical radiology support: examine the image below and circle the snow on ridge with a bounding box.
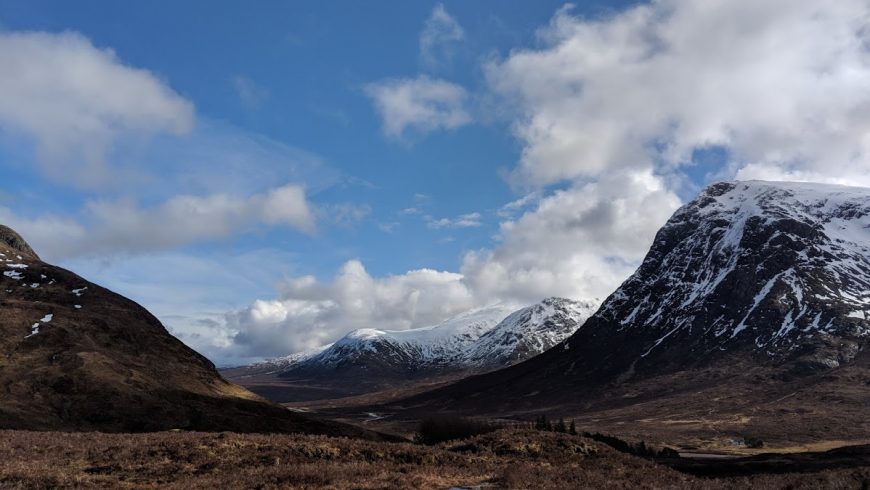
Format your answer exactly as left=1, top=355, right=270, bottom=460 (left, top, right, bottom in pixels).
left=602, top=180, right=870, bottom=358
left=463, top=297, right=599, bottom=366
left=254, top=344, right=332, bottom=370
left=264, top=297, right=597, bottom=372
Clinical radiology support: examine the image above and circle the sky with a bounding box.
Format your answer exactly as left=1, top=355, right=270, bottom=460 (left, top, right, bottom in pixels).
left=2, top=0, right=870, bottom=366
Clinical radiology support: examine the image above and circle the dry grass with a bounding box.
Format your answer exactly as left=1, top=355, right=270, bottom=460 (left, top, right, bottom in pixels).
left=0, top=429, right=868, bottom=489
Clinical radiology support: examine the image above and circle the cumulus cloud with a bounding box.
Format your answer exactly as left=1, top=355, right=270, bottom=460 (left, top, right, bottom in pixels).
left=497, top=192, right=540, bottom=218
left=0, top=30, right=194, bottom=187
left=224, top=260, right=478, bottom=357
left=451, top=0, right=870, bottom=308
left=365, top=76, right=471, bottom=138
left=461, top=171, right=680, bottom=304
left=487, top=0, right=870, bottom=188
left=0, top=183, right=314, bottom=260
left=419, top=3, right=465, bottom=69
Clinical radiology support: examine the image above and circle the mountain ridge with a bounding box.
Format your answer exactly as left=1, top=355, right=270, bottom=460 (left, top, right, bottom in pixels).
left=224, top=297, right=598, bottom=401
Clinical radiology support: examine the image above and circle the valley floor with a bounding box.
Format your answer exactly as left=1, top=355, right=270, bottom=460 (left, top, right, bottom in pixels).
left=1, top=429, right=869, bottom=489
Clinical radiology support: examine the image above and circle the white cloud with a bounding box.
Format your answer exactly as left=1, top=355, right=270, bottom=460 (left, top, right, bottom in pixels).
left=497, top=192, right=540, bottom=218
left=0, top=183, right=314, bottom=260
left=0, top=30, right=194, bottom=188
left=487, top=0, right=870, bottom=188
left=231, top=75, right=269, bottom=108
left=365, top=76, right=471, bottom=138
left=420, top=3, right=465, bottom=69
left=461, top=170, right=681, bottom=304
left=426, top=212, right=482, bottom=229
left=224, top=260, right=477, bottom=357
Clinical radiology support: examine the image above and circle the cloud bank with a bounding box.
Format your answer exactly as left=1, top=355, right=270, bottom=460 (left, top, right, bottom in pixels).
left=225, top=260, right=478, bottom=357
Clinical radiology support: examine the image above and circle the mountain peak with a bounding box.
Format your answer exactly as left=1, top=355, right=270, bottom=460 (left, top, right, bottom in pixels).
left=0, top=225, right=39, bottom=260
left=595, top=179, right=870, bottom=370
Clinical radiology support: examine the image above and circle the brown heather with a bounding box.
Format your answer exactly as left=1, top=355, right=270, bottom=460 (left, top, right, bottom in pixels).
left=1, top=429, right=869, bottom=489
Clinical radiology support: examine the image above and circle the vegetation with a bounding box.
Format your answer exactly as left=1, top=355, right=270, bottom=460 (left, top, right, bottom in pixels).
left=582, top=432, right=681, bottom=459
left=414, top=415, right=498, bottom=444
left=0, top=429, right=866, bottom=489
left=532, top=414, right=679, bottom=459
left=744, top=436, right=765, bottom=449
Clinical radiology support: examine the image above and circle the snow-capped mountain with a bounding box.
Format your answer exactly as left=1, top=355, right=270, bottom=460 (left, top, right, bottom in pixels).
left=464, top=298, right=597, bottom=367
left=295, top=302, right=518, bottom=372
left=594, top=180, right=870, bottom=369
left=279, top=297, right=596, bottom=374
left=224, top=298, right=597, bottom=400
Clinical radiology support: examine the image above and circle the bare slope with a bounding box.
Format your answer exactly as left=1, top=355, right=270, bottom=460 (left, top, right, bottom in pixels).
left=0, top=225, right=383, bottom=438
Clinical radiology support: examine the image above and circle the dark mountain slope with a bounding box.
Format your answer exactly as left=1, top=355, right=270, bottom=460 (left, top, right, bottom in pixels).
left=0, top=225, right=385, bottom=438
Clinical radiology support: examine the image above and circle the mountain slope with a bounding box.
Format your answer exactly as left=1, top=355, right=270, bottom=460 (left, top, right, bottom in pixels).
left=224, top=298, right=597, bottom=401
left=0, top=225, right=384, bottom=438
left=465, top=298, right=596, bottom=367
left=597, top=180, right=870, bottom=370
left=383, top=181, right=870, bottom=442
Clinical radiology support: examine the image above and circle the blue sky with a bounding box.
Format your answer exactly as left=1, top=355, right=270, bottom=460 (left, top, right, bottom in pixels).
left=2, top=1, right=869, bottom=365
left=1, top=1, right=550, bottom=272
left=0, top=0, right=634, bottom=273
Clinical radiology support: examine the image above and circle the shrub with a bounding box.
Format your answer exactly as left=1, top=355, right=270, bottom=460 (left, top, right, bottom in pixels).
left=414, top=415, right=498, bottom=445
left=582, top=432, right=678, bottom=459
left=744, top=436, right=764, bottom=449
